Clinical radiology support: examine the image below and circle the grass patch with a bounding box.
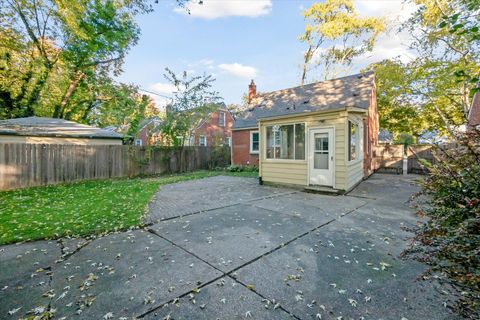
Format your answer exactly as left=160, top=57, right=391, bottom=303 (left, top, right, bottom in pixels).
left=0, top=170, right=258, bottom=245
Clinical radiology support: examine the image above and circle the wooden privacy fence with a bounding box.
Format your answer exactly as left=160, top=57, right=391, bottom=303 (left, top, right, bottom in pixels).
left=0, top=144, right=231, bottom=190
left=372, top=144, right=404, bottom=174
left=407, top=144, right=435, bottom=174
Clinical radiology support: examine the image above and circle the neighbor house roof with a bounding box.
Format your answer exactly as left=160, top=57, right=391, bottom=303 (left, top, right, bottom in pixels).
left=233, top=71, right=375, bottom=129
left=0, top=117, right=124, bottom=139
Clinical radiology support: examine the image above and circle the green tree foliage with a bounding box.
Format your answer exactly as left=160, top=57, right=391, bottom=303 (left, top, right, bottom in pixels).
left=160, top=68, right=222, bottom=147
left=372, top=0, right=479, bottom=138
left=299, top=0, right=385, bottom=84
left=407, top=131, right=480, bottom=317
left=402, top=0, right=480, bottom=316
left=0, top=0, right=156, bottom=127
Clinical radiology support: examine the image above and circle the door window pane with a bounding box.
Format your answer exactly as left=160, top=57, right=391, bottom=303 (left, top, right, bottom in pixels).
left=314, top=132, right=329, bottom=169
left=314, top=152, right=329, bottom=169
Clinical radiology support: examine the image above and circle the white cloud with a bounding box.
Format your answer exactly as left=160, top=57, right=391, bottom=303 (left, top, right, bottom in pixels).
left=356, top=0, right=418, bottom=23
left=354, top=1, right=418, bottom=64
left=174, top=0, right=272, bottom=19
left=218, top=63, right=257, bottom=79
left=149, top=82, right=176, bottom=95
left=143, top=82, right=176, bottom=107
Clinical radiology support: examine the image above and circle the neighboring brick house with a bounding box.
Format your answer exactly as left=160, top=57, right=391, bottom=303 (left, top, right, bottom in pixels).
left=232, top=72, right=379, bottom=193
left=468, top=89, right=480, bottom=131
left=231, top=80, right=260, bottom=166
left=189, top=107, right=234, bottom=147
left=133, top=117, right=163, bottom=146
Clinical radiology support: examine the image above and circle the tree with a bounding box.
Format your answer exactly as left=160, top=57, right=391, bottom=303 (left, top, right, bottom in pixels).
left=299, top=0, right=385, bottom=84
left=401, top=0, right=480, bottom=316
left=160, top=68, right=222, bottom=147
left=0, top=0, right=154, bottom=125
left=369, top=0, right=479, bottom=138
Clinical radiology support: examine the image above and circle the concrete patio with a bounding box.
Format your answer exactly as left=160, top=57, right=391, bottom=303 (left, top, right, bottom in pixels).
left=0, top=174, right=458, bottom=319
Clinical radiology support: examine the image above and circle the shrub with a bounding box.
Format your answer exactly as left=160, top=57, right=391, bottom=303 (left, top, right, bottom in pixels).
left=226, top=165, right=259, bottom=172
left=405, top=130, right=480, bottom=317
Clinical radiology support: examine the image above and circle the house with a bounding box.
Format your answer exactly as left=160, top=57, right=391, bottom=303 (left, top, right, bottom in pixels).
left=188, top=106, right=234, bottom=147
left=0, top=117, right=124, bottom=145
left=134, top=117, right=163, bottom=146
left=232, top=72, right=379, bottom=193
left=468, top=89, right=480, bottom=131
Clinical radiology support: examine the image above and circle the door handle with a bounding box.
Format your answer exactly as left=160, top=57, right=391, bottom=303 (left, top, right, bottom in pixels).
left=331, top=156, right=333, bottom=160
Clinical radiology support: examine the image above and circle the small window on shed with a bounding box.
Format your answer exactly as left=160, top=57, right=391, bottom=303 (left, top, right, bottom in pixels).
left=135, top=139, right=142, bottom=146
left=348, top=120, right=363, bottom=161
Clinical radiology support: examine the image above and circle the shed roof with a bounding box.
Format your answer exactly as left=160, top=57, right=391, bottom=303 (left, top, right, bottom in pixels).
left=0, top=117, right=124, bottom=139
left=233, top=71, right=375, bottom=129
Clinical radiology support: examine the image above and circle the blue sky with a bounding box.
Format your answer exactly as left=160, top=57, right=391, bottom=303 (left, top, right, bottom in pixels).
left=116, top=0, right=416, bottom=107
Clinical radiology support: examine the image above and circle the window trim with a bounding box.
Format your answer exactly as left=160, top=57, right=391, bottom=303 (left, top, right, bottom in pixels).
left=219, top=111, right=226, bottom=127
left=250, top=131, right=259, bottom=154
left=225, top=136, right=231, bottom=147
left=264, top=122, right=306, bottom=161
left=199, top=135, right=207, bottom=147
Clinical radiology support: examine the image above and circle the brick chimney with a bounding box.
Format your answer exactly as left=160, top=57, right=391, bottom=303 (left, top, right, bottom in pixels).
left=468, top=90, right=480, bottom=131
left=248, top=80, right=256, bottom=104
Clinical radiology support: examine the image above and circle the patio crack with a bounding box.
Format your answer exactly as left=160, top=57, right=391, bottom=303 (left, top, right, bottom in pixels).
left=151, top=191, right=298, bottom=223
left=139, top=227, right=301, bottom=319
left=139, top=201, right=367, bottom=319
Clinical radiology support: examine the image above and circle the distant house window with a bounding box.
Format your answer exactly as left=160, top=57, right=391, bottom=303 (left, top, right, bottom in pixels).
left=225, top=137, right=231, bottom=147
left=250, top=131, right=259, bottom=154
left=266, top=124, right=305, bottom=160
left=135, top=139, right=142, bottom=146
left=219, top=111, right=225, bottom=127
left=348, top=120, right=363, bottom=161
left=199, top=135, right=206, bottom=146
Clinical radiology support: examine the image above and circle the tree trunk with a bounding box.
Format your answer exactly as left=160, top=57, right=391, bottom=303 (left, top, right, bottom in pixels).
left=53, top=72, right=85, bottom=118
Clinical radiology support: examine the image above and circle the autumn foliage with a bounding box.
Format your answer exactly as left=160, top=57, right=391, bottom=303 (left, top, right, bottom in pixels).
left=407, top=130, right=480, bottom=317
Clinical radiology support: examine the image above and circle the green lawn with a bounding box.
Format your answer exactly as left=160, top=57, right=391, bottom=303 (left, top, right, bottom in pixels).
left=0, top=171, right=258, bottom=245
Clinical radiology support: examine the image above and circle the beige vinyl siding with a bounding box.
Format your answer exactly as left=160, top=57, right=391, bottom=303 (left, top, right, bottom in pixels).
left=0, top=135, right=123, bottom=145
left=346, top=160, right=364, bottom=190
left=259, top=110, right=348, bottom=189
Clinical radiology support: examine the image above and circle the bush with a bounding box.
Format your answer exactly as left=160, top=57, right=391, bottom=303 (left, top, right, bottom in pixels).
left=405, top=130, right=480, bottom=317
left=226, top=165, right=259, bottom=173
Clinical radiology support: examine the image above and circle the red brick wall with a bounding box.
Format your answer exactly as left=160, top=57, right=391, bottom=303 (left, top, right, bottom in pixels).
left=232, top=129, right=259, bottom=166
left=193, top=110, right=234, bottom=146
left=364, top=86, right=379, bottom=176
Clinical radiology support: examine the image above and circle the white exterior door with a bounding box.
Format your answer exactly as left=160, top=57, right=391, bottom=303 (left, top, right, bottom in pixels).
left=309, top=128, right=334, bottom=186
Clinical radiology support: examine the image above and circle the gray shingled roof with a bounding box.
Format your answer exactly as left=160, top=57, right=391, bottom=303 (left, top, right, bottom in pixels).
left=0, top=117, right=123, bottom=139
left=233, top=72, right=375, bottom=129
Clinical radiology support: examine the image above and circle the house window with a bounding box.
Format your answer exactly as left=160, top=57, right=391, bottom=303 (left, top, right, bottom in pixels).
left=225, top=137, right=231, bottom=147
left=199, top=135, right=206, bottom=146
left=219, top=111, right=225, bottom=127
left=135, top=139, right=142, bottom=146
left=266, top=123, right=305, bottom=160
left=250, top=131, right=259, bottom=154
left=348, top=120, right=363, bottom=161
